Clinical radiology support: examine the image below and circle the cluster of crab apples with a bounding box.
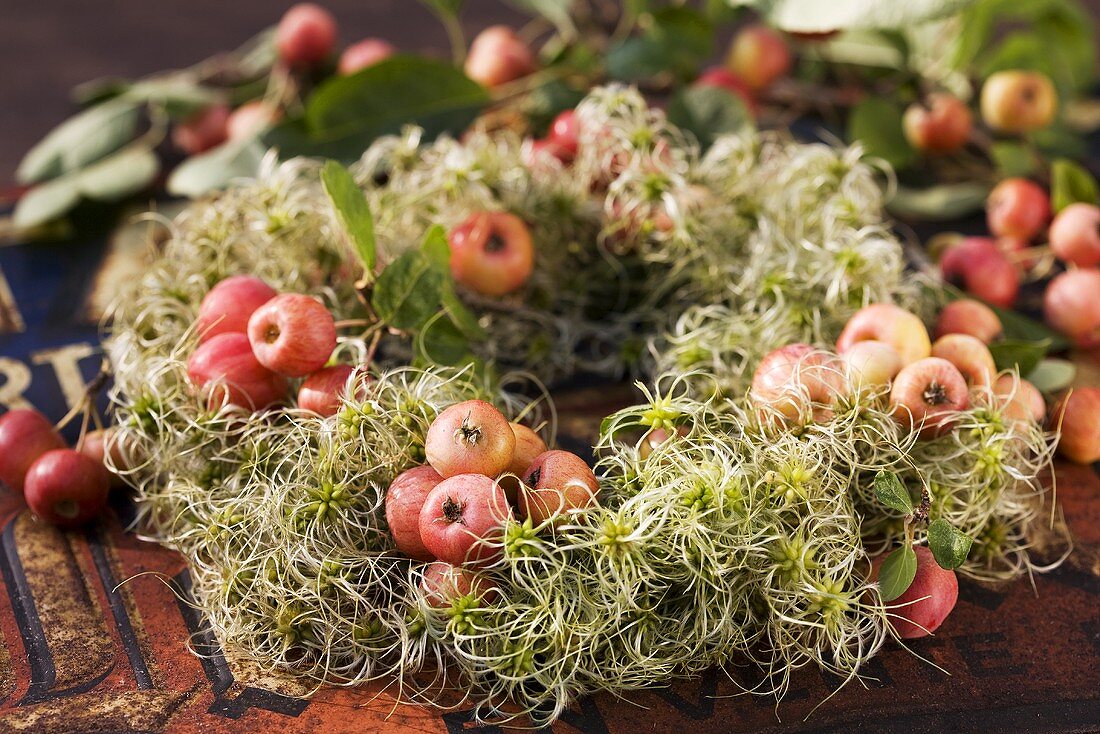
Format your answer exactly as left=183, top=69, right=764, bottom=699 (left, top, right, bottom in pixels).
left=385, top=400, right=599, bottom=608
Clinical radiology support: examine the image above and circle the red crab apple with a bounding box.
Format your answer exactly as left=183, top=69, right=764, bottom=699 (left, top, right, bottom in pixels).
left=247, top=293, right=337, bottom=377
left=419, top=561, right=498, bottom=608
left=448, top=212, right=535, bottom=297
left=994, top=375, right=1045, bottom=425
left=548, top=110, right=580, bottom=161
left=425, top=400, right=516, bottom=479
left=418, top=474, right=513, bottom=565
left=939, top=237, right=1019, bottom=308
left=902, top=94, right=972, bottom=155
left=726, top=24, right=791, bottom=91
left=751, top=344, right=845, bottom=422
left=1049, top=203, right=1100, bottom=268
left=297, top=364, right=356, bottom=417
left=637, top=426, right=688, bottom=460
left=986, top=178, right=1050, bottom=241
left=0, top=409, right=66, bottom=494
left=518, top=450, right=600, bottom=527
left=187, top=332, right=288, bottom=410
left=1050, top=388, right=1100, bottom=464
left=24, top=449, right=110, bottom=529
left=980, top=70, right=1058, bottom=135
left=836, top=303, right=932, bottom=366
left=694, top=67, right=757, bottom=117
left=338, top=38, right=396, bottom=75
left=872, top=545, right=958, bottom=640
left=79, top=428, right=126, bottom=487
left=276, top=3, right=337, bottom=68
left=504, top=423, right=547, bottom=477
left=172, top=104, right=230, bottom=155
left=464, top=26, right=535, bottom=88
left=890, top=357, right=969, bottom=438
left=842, top=340, right=903, bottom=389
left=934, top=299, right=1003, bottom=344
left=930, top=334, right=997, bottom=388
left=385, top=465, right=443, bottom=561
left=1043, top=269, right=1100, bottom=349
left=227, top=102, right=281, bottom=141
left=195, top=275, right=276, bottom=343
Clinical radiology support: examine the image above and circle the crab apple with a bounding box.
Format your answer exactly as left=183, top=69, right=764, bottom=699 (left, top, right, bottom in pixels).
left=980, top=70, right=1058, bottom=134
left=418, top=474, right=513, bottom=565
left=994, top=375, right=1046, bottom=425
left=505, top=423, right=547, bottom=477
left=24, top=449, right=110, bottom=529
left=1049, top=203, right=1100, bottom=268
left=226, top=102, right=281, bottom=141
left=986, top=178, right=1050, bottom=241
left=419, top=561, right=498, bottom=608
left=385, top=465, right=443, bottom=561
left=425, top=400, right=515, bottom=479
left=187, top=332, right=288, bottom=410
left=518, top=450, right=600, bottom=527
left=694, top=67, right=757, bottom=117
left=751, top=344, right=845, bottom=422
left=79, top=429, right=126, bottom=487
left=1050, top=388, right=1100, bottom=464
left=247, top=293, right=336, bottom=377
left=837, top=303, right=932, bottom=366
left=0, top=409, right=66, bottom=494
left=548, top=110, right=580, bottom=161
left=939, top=237, right=1019, bottom=308
left=297, top=364, right=355, bottom=417
left=931, top=334, right=997, bottom=388
left=890, top=357, right=970, bottom=438
left=842, top=340, right=903, bottom=389
left=195, top=275, right=276, bottom=343
left=934, top=299, right=1002, bottom=344
left=872, top=545, right=958, bottom=639
left=448, top=212, right=535, bottom=297
left=637, top=426, right=689, bottom=460
left=726, top=24, right=791, bottom=91
left=172, top=104, right=230, bottom=154
left=276, top=3, right=337, bottom=68
left=523, top=138, right=568, bottom=168
left=464, top=26, right=535, bottom=88
left=1043, top=269, right=1100, bottom=349
left=902, top=94, right=972, bottom=154
left=338, top=38, right=396, bottom=75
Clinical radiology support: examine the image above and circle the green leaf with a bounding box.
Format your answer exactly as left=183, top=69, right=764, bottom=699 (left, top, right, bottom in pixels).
left=987, top=302, right=1071, bottom=352
left=666, top=86, right=752, bottom=149
left=1050, top=158, right=1099, bottom=213
left=124, top=77, right=220, bottom=118
left=989, top=338, right=1050, bottom=376
left=732, top=0, right=969, bottom=33
left=608, top=7, right=713, bottom=81
left=1033, top=124, right=1089, bottom=160
left=874, top=470, right=914, bottom=515
left=1026, top=358, right=1076, bottom=394
left=927, top=519, right=973, bottom=570
left=17, top=98, right=141, bottom=184
left=606, top=37, right=669, bottom=82
left=371, top=250, right=446, bottom=331
left=990, top=141, right=1039, bottom=178
left=420, top=225, right=451, bottom=266
left=847, top=98, right=915, bottom=170
left=877, top=545, right=917, bottom=603
left=415, top=311, right=474, bottom=366
left=166, top=138, right=266, bottom=197
left=504, top=0, right=577, bottom=39
left=887, top=182, right=991, bottom=221
left=12, top=177, right=81, bottom=230
left=321, top=160, right=376, bottom=274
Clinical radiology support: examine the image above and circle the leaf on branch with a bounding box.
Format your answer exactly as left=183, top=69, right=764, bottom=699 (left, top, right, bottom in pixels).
left=878, top=544, right=917, bottom=602
left=848, top=98, right=915, bottom=171
left=1050, top=158, right=1099, bottom=213
left=321, top=160, right=376, bottom=275
left=666, top=86, right=753, bottom=149
left=927, top=519, right=972, bottom=570
left=874, top=470, right=915, bottom=515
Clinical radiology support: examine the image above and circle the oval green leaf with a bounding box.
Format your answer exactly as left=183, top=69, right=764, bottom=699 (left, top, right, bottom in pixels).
left=321, top=160, right=375, bottom=273
left=78, top=146, right=160, bottom=201
left=927, top=519, right=973, bottom=570
left=166, top=138, right=266, bottom=198
left=17, top=98, right=141, bottom=184
left=874, top=470, right=914, bottom=515
left=1050, top=158, right=1099, bottom=213
left=888, top=182, right=991, bottom=221
left=878, top=544, right=917, bottom=603
left=667, top=86, right=752, bottom=150
left=12, top=177, right=81, bottom=230
left=1027, top=358, right=1076, bottom=394
left=848, top=98, right=915, bottom=171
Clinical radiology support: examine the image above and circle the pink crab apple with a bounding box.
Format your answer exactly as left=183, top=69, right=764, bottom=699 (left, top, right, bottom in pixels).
left=227, top=102, right=282, bottom=141
left=0, top=409, right=66, bottom=494
left=637, top=426, right=688, bottom=460
left=195, top=275, right=276, bottom=343
left=1050, top=388, right=1100, bottom=464
left=931, top=334, right=997, bottom=388
left=504, top=423, right=547, bottom=477
left=1049, top=203, right=1100, bottom=268
left=518, top=450, right=600, bottom=527
left=418, top=474, right=513, bottom=565
left=464, top=26, right=536, bottom=88
left=986, top=178, right=1050, bottom=241
left=172, top=104, right=230, bottom=155
left=836, top=303, right=932, bottom=366
left=842, top=340, right=903, bottom=389
left=726, top=24, right=791, bottom=91
left=751, top=344, right=845, bottom=422
left=872, top=545, right=958, bottom=639
left=548, top=109, right=580, bottom=161
left=980, top=70, right=1058, bottom=135
left=425, top=400, right=516, bottom=479
left=247, top=293, right=337, bottom=377
left=902, top=93, right=972, bottom=155
left=297, top=364, right=356, bottom=417
left=939, top=237, right=1019, bottom=308
left=79, top=428, right=126, bottom=488
left=276, top=3, right=337, bottom=68
left=694, top=67, right=757, bottom=117
left=338, top=38, right=396, bottom=75
left=385, top=465, right=443, bottom=561
left=448, top=212, right=535, bottom=297
left=419, top=561, right=498, bottom=608
left=187, top=332, right=288, bottom=410
left=1043, top=269, right=1100, bottom=349
left=890, top=357, right=970, bottom=438
left=934, top=299, right=1003, bottom=344
left=24, top=449, right=110, bottom=529
left=994, top=375, right=1045, bottom=425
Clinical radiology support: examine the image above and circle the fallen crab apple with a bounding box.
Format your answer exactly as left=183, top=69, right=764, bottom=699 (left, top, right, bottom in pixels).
left=750, top=343, right=845, bottom=421
left=934, top=299, right=1003, bottom=344
left=986, top=178, right=1050, bottom=241
left=276, top=3, right=337, bottom=68
left=418, top=473, right=513, bottom=566
left=463, top=25, right=535, bottom=88
left=842, top=340, right=903, bottom=389
left=385, top=465, right=444, bottom=561
left=195, top=275, right=276, bottom=343
left=1043, top=269, right=1100, bottom=349
left=518, top=449, right=600, bottom=527
left=247, top=293, right=337, bottom=377
left=980, top=69, right=1058, bottom=135
left=1049, top=203, right=1100, bottom=268
left=1050, top=388, right=1100, bottom=465
left=505, top=422, right=548, bottom=476
left=297, top=364, right=356, bottom=417
left=939, top=237, right=1019, bottom=308
left=425, top=399, right=516, bottom=478
left=24, top=448, right=110, bottom=529
left=902, top=93, right=972, bottom=155
left=890, top=357, right=970, bottom=439
left=930, top=334, right=997, bottom=388
left=419, top=561, right=498, bottom=608
left=448, top=212, right=535, bottom=297
left=873, top=546, right=959, bottom=639
left=836, top=303, right=932, bottom=366
left=0, top=408, right=66, bottom=494
left=187, top=332, right=288, bottom=410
